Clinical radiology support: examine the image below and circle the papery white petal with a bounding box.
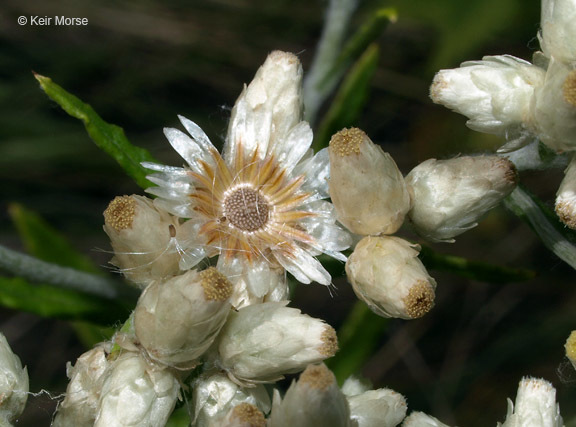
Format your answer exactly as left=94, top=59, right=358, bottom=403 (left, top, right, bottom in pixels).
left=164, top=127, right=212, bottom=171
left=294, top=148, right=330, bottom=200
left=275, top=245, right=331, bottom=285
left=178, top=115, right=216, bottom=154
left=272, top=121, right=313, bottom=172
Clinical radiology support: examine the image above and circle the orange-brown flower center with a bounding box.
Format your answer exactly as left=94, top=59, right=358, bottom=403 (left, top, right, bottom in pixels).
left=223, top=186, right=270, bottom=232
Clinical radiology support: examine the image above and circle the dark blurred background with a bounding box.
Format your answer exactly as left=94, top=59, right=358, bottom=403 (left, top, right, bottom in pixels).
left=1, top=0, right=575, bottom=425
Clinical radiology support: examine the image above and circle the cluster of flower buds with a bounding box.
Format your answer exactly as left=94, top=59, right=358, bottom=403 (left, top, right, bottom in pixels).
left=0, top=333, right=28, bottom=426
left=329, top=128, right=516, bottom=319
left=429, top=0, right=576, bottom=228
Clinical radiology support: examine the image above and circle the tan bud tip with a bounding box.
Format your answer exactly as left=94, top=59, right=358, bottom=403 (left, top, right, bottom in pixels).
left=563, top=70, right=576, bottom=108
left=496, top=158, right=519, bottom=185
left=329, top=127, right=366, bottom=157
left=556, top=200, right=576, bottom=230
left=318, top=325, right=338, bottom=357
left=268, top=50, right=300, bottom=65
left=200, top=267, right=233, bottom=301
left=404, top=281, right=435, bottom=319
left=565, top=331, right=576, bottom=362
left=103, top=195, right=136, bottom=231
left=299, top=364, right=335, bottom=391
left=229, top=403, right=266, bottom=427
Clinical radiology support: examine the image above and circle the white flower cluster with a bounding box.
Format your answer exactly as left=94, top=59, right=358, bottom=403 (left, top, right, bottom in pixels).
left=328, top=128, right=516, bottom=320
left=0, top=333, right=28, bottom=426
left=429, top=0, right=576, bottom=228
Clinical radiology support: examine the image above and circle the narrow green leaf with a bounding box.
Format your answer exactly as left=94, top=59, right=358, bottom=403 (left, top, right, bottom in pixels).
left=419, top=246, right=536, bottom=283
left=34, top=73, right=158, bottom=189
left=326, top=301, right=388, bottom=384
left=0, top=276, right=130, bottom=325
left=8, top=203, right=100, bottom=274
left=314, top=44, right=379, bottom=150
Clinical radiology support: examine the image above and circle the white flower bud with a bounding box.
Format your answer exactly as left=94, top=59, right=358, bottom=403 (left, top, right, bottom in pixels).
left=95, top=351, right=180, bottom=427
left=539, top=0, right=576, bottom=64
left=134, top=267, right=233, bottom=369
left=531, top=58, right=576, bottom=152
left=406, top=156, right=517, bottom=242
left=217, top=302, right=338, bottom=383
left=431, top=56, right=545, bottom=136
left=497, top=377, right=563, bottom=427
left=53, top=343, right=111, bottom=427
left=220, top=403, right=266, bottom=427
left=565, top=330, right=576, bottom=371
left=103, top=195, right=185, bottom=288
left=226, top=50, right=304, bottom=163
left=329, top=128, right=411, bottom=235
left=402, top=411, right=451, bottom=427
left=0, top=333, right=28, bottom=425
left=268, top=364, right=351, bottom=427
left=346, top=236, right=436, bottom=320
left=347, top=388, right=407, bottom=427
left=191, top=373, right=271, bottom=427
left=555, top=154, right=576, bottom=229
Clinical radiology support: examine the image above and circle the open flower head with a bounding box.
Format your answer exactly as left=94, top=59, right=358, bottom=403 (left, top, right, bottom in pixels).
left=144, top=51, right=351, bottom=304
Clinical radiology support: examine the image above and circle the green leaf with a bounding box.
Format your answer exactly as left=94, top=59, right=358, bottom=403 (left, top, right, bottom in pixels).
left=34, top=73, right=158, bottom=189
left=8, top=203, right=100, bottom=274
left=0, top=276, right=130, bottom=325
left=326, top=301, right=388, bottom=384
left=314, top=44, right=379, bottom=151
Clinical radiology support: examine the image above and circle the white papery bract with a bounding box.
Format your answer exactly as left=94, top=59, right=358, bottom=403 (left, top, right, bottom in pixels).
left=539, top=0, right=576, bottom=65
left=346, top=236, right=436, bottom=320
left=430, top=55, right=545, bottom=138
left=402, top=412, right=451, bottom=427
left=143, top=51, right=350, bottom=303
left=497, top=377, right=563, bottom=427
left=53, top=343, right=111, bottom=427
left=346, top=388, right=407, bottom=427
left=191, top=373, right=271, bottom=427
left=268, top=364, right=352, bottom=427
left=216, top=301, right=338, bottom=384
left=134, top=268, right=232, bottom=369
left=94, top=351, right=180, bottom=427
left=0, top=333, right=28, bottom=425
left=406, top=156, right=517, bottom=242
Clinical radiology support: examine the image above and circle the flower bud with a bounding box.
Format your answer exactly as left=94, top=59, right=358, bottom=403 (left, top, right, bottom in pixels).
left=0, top=333, right=28, bottom=425
left=556, top=154, right=576, bottom=229
left=346, top=388, right=407, bottom=427
left=565, top=330, right=576, bottom=371
left=329, top=128, right=411, bottom=235
left=539, top=0, right=576, bottom=64
left=403, top=411, right=451, bottom=427
left=217, top=302, right=338, bottom=383
left=94, top=351, right=180, bottom=427
left=53, top=343, right=111, bottom=427
left=268, top=364, right=351, bottom=427
left=191, top=373, right=271, bottom=427
left=220, top=403, right=266, bottom=427
left=430, top=56, right=544, bottom=136
left=346, top=236, right=436, bottom=320
left=498, top=377, right=563, bottom=427
left=135, top=267, right=232, bottom=369
left=103, top=195, right=187, bottom=288
left=531, top=58, right=576, bottom=152
left=406, top=156, right=517, bottom=242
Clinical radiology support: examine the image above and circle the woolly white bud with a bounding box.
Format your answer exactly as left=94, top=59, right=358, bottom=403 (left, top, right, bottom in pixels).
left=191, top=373, right=271, bottom=427
left=430, top=55, right=545, bottom=136
left=217, top=302, right=338, bottom=383
left=531, top=58, right=576, bottom=153
left=497, top=377, right=563, bottom=427
left=556, top=154, right=576, bottom=228
left=268, top=364, right=351, bottom=427
left=134, top=267, right=233, bottom=369
left=539, top=0, right=576, bottom=64
left=226, top=50, right=304, bottom=162
left=403, top=411, right=451, bottom=427
left=329, top=128, right=411, bottom=235
left=94, top=351, right=180, bottom=427
left=103, top=195, right=184, bottom=288
left=565, top=331, right=576, bottom=371
left=406, top=156, right=517, bottom=242
left=0, top=333, right=28, bottom=425
left=347, top=388, right=407, bottom=427
left=53, top=343, right=111, bottom=427
left=346, top=236, right=436, bottom=320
